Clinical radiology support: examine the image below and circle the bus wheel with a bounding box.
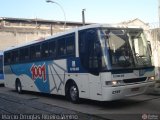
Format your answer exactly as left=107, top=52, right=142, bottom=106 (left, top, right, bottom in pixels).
left=69, top=82, right=79, bottom=103
left=15, top=80, right=22, bottom=94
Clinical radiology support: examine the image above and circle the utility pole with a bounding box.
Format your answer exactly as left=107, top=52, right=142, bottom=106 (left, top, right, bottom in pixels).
left=82, top=9, right=86, bottom=26
left=159, top=0, right=160, bottom=27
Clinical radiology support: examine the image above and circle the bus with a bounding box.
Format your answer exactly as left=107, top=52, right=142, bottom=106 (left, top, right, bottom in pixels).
left=4, top=24, right=155, bottom=103
left=0, top=51, right=4, bottom=84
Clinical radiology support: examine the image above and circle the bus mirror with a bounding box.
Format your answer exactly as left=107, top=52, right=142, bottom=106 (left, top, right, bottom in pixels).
left=147, top=41, right=152, bottom=55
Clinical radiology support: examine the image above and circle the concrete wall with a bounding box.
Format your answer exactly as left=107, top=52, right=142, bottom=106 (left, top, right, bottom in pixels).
left=0, top=27, right=51, bottom=50
left=0, top=18, right=82, bottom=50
left=151, top=29, right=160, bottom=80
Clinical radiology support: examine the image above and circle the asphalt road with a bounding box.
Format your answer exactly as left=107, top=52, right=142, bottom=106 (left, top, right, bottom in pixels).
left=0, top=85, right=160, bottom=120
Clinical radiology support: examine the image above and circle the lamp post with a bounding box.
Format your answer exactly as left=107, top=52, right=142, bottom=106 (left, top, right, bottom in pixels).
left=46, top=0, right=66, bottom=31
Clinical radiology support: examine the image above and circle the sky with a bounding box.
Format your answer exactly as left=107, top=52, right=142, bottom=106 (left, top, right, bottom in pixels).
left=0, top=0, right=158, bottom=24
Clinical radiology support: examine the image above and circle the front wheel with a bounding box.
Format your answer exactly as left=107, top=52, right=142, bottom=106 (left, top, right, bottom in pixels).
left=69, top=83, right=79, bottom=103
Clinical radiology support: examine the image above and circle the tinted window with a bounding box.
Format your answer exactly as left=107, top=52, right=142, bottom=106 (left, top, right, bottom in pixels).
left=14, top=50, right=19, bottom=63
left=0, top=55, right=3, bottom=73
left=79, top=29, right=100, bottom=75
left=30, top=46, right=36, bottom=59
left=4, top=52, right=11, bottom=64
left=35, top=45, right=41, bottom=59
left=20, top=47, right=29, bottom=61
left=24, top=48, right=29, bottom=60
left=42, top=42, right=49, bottom=58
left=11, top=50, right=19, bottom=63
left=58, top=38, right=66, bottom=57
left=49, top=41, right=56, bottom=58
left=66, top=35, right=75, bottom=55
left=5, top=33, right=76, bottom=64
left=20, top=48, right=25, bottom=61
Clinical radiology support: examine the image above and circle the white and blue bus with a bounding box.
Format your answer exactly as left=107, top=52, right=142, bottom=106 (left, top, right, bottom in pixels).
left=4, top=24, right=155, bottom=103
left=0, top=51, right=4, bottom=84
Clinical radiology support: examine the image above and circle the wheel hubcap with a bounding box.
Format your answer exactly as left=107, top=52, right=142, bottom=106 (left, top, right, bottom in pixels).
left=18, top=86, right=20, bottom=92
left=70, top=86, right=78, bottom=101
left=17, top=83, right=21, bottom=92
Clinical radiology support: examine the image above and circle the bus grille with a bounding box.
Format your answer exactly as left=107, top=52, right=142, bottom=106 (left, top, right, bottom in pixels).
left=123, top=77, right=147, bottom=83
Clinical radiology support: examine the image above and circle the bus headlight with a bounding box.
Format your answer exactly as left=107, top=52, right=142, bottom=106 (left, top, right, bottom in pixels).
left=105, top=80, right=124, bottom=86
left=148, top=76, right=155, bottom=81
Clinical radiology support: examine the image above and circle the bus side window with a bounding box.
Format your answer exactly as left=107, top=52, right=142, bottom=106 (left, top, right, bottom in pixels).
left=14, top=50, right=19, bottom=63
left=58, top=38, right=66, bottom=57
left=30, top=46, right=36, bottom=60
left=20, top=47, right=29, bottom=62
left=20, top=48, right=25, bottom=61
left=4, top=52, right=11, bottom=64
left=24, top=47, right=29, bottom=60
left=11, top=50, right=19, bottom=64
left=66, top=35, right=75, bottom=55
left=42, top=42, right=49, bottom=58
left=0, top=55, right=3, bottom=73
left=49, top=41, right=56, bottom=58
left=35, top=45, right=41, bottom=59
left=11, top=51, right=14, bottom=63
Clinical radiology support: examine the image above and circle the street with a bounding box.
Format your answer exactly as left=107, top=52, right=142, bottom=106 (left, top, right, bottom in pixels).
left=0, top=85, right=160, bottom=120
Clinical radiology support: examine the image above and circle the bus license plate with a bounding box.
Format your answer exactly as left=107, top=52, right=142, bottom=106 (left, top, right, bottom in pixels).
left=131, top=87, right=139, bottom=91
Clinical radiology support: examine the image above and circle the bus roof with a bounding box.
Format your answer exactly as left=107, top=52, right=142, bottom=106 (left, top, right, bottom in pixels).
left=4, top=23, right=143, bottom=52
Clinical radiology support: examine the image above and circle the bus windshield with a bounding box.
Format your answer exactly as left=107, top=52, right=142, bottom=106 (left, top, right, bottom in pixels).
left=98, top=28, right=152, bottom=70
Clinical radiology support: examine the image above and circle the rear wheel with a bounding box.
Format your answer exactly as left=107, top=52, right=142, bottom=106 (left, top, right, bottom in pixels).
left=15, top=80, right=22, bottom=94
left=68, top=82, right=79, bottom=103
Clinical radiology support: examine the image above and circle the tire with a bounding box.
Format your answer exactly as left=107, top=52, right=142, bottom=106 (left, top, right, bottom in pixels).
left=15, top=80, right=22, bottom=94
left=68, top=82, right=79, bottom=103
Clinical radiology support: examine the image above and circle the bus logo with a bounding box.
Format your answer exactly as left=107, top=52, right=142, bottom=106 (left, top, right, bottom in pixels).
left=30, top=63, right=46, bottom=82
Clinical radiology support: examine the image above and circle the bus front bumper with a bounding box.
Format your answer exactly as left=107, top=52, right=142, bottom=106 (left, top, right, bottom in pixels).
left=101, top=81, right=155, bottom=101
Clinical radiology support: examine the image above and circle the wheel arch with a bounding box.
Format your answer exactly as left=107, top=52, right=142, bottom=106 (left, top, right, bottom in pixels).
left=65, top=79, right=80, bottom=103
left=15, top=78, right=20, bottom=86
left=15, top=77, right=23, bottom=94
left=65, top=79, right=76, bottom=96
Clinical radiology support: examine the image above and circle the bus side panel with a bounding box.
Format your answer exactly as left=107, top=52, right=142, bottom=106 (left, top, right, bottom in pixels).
left=19, top=74, right=39, bottom=92
left=48, top=59, right=67, bottom=95
left=5, top=62, right=50, bottom=93
left=66, top=58, right=90, bottom=99
left=4, top=66, right=17, bottom=89
left=65, top=73, right=90, bottom=99
left=4, top=65, right=40, bottom=92
left=89, top=74, right=102, bottom=101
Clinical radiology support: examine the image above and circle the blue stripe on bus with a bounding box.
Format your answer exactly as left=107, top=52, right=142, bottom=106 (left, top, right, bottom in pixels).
left=10, top=60, right=68, bottom=93
left=10, top=61, right=51, bottom=93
